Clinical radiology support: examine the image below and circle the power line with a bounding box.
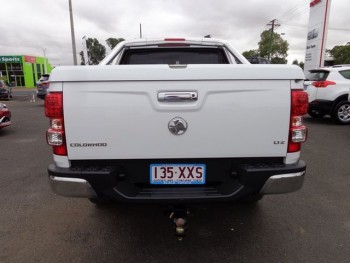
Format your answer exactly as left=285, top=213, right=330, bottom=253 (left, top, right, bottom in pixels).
left=263, top=1, right=309, bottom=34
left=273, top=0, right=309, bottom=30
left=282, top=22, right=350, bottom=32
left=276, top=0, right=309, bottom=22
left=281, top=8, right=309, bottom=25
left=329, top=27, right=350, bottom=32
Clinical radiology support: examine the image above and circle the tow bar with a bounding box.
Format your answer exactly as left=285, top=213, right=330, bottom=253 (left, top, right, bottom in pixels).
left=167, top=205, right=190, bottom=240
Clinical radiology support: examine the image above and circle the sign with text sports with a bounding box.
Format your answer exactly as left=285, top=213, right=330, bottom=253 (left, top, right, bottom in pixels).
left=304, top=0, right=332, bottom=75
left=0, top=56, right=22, bottom=63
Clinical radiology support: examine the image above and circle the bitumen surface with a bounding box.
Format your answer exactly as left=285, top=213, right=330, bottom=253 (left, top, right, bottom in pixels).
left=0, top=93, right=349, bottom=263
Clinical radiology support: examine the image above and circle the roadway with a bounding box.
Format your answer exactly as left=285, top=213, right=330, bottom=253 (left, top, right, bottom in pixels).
left=0, top=92, right=349, bottom=262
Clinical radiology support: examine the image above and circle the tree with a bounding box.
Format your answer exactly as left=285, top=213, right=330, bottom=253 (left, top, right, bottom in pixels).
left=258, top=30, right=288, bottom=64
left=242, top=30, right=289, bottom=64
left=327, top=43, right=350, bottom=64
left=106, top=37, right=125, bottom=50
left=79, top=38, right=106, bottom=65
left=292, top=59, right=304, bottom=70
left=242, top=49, right=259, bottom=58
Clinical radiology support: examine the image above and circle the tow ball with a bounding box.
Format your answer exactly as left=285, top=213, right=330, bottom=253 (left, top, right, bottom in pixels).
left=168, top=206, right=190, bottom=240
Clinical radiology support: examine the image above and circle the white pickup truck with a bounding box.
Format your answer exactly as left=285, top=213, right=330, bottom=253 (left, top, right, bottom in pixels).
left=45, top=38, right=308, bottom=206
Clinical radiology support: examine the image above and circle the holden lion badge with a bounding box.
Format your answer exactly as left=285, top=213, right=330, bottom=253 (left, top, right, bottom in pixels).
left=168, top=117, right=188, bottom=135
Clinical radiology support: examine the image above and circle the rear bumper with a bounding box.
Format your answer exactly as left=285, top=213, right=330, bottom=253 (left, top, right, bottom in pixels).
left=49, top=176, right=97, bottom=198
left=48, top=158, right=306, bottom=203
left=260, top=171, right=305, bottom=194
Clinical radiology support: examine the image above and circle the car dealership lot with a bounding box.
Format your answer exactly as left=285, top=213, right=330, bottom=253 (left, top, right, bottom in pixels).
left=1, top=94, right=349, bottom=263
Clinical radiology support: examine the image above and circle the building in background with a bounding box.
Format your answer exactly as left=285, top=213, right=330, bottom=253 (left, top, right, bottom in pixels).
left=0, top=55, right=52, bottom=88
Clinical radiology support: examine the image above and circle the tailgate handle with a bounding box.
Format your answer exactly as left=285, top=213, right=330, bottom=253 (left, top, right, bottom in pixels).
left=158, top=92, right=198, bottom=102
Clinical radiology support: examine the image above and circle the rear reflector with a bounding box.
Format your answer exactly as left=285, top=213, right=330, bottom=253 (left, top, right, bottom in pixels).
left=53, top=145, right=67, bottom=156
left=288, top=141, right=301, bottom=153
left=312, top=80, right=336, bottom=88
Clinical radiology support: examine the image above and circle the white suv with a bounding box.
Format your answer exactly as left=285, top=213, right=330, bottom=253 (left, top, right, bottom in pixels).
left=304, top=66, right=350, bottom=124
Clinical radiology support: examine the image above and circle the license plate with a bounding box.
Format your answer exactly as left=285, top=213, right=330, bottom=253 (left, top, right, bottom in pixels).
left=150, top=164, right=206, bottom=185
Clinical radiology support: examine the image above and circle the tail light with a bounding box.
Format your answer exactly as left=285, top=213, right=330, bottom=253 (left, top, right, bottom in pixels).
left=42, top=81, right=50, bottom=88
left=288, top=90, right=308, bottom=153
left=159, top=38, right=188, bottom=47
left=312, top=80, right=336, bottom=88
left=45, top=92, right=67, bottom=156
left=164, top=38, right=186, bottom=41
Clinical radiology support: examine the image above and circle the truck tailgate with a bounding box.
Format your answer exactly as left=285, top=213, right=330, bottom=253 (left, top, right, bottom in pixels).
left=53, top=65, right=303, bottom=160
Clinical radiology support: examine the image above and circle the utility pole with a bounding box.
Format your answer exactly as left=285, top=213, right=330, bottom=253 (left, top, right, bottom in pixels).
left=267, top=19, right=280, bottom=62
left=140, top=23, right=142, bottom=38
left=82, top=36, right=89, bottom=65
left=69, top=0, right=77, bottom=65
left=42, top=48, right=47, bottom=73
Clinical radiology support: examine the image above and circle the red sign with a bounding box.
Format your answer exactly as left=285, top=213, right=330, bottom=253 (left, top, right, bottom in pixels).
left=24, top=55, right=36, bottom=63
left=310, top=0, right=321, bottom=7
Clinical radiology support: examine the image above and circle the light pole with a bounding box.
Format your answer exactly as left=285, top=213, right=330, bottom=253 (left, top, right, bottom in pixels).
left=68, top=0, right=77, bottom=65
left=42, top=48, right=47, bottom=73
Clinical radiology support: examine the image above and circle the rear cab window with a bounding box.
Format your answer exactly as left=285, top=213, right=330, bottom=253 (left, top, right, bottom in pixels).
left=119, top=48, right=229, bottom=65
left=40, top=77, right=49, bottom=81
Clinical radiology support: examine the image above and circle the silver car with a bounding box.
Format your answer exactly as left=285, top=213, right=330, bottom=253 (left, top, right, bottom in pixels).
left=36, top=74, right=50, bottom=99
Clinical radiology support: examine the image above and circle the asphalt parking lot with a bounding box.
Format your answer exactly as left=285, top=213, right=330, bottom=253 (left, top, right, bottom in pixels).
left=1, top=90, right=349, bottom=263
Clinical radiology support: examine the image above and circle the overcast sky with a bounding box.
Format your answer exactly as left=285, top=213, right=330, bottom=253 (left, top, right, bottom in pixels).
left=0, top=0, right=348, bottom=66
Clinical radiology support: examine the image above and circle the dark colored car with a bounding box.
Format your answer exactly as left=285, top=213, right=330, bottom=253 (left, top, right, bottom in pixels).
left=36, top=74, right=50, bottom=99
left=0, top=103, right=11, bottom=129
left=0, top=80, right=12, bottom=100
left=246, top=57, right=270, bottom=64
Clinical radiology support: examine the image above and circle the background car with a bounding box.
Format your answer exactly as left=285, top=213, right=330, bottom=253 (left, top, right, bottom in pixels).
left=304, top=66, right=350, bottom=124
left=246, top=57, right=270, bottom=64
left=0, top=80, right=12, bottom=100
left=36, top=74, right=50, bottom=99
left=0, top=103, right=11, bottom=129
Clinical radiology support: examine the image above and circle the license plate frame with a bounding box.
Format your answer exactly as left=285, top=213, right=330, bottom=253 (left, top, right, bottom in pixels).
left=150, top=164, right=206, bottom=185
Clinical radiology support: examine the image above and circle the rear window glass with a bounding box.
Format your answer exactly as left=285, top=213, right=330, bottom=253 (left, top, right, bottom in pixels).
left=120, top=48, right=229, bottom=65
left=305, top=70, right=329, bottom=81
left=339, top=70, right=350, bottom=79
